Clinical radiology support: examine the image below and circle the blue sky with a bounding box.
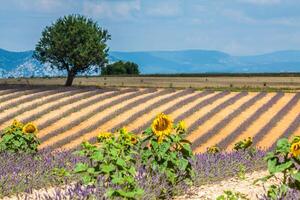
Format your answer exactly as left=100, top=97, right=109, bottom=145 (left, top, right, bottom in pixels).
left=1, top=0, right=300, bottom=55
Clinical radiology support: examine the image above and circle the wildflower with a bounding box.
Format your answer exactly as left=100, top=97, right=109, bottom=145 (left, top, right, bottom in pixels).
left=97, top=132, right=112, bottom=140
left=207, top=145, right=221, bottom=154
left=130, top=135, right=138, bottom=145
left=290, top=141, right=300, bottom=157
left=151, top=113, right=173, bottom=143
left=177, top=121, right=187, bottom=133
left=22, top=123, right=38, bottom=134
left=12, top=119, right=23, bottom=128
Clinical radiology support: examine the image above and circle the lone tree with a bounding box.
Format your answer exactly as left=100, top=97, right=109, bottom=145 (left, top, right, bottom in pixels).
left=101, top=61, right=140, bottom=75
left=34, top=15, right=110, bottom=86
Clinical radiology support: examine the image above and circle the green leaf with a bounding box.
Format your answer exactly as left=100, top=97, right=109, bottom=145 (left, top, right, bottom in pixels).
left=276, top=138, right=290, bottom=153
left=74, top=163, right=89, bottom=173
left=101, top=164, right=115, bottom=174
left=292, top=172, right=300, bottom=182
left=268, top=158, right=277, bottom=174
left=91, top=151, right=103, bottom=161
left=116, top=158, right=126, bottom=168
left=275, top=161, right=293, bottom=173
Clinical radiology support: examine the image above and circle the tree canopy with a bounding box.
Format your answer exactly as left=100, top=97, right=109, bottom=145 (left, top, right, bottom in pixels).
left=101, top=61, right=140, bottom=75
left=34, top=15, right=110, bottom=86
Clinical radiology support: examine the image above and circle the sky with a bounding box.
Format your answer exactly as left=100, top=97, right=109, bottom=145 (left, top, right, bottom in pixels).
left=0, top=0, right=300, bottom=55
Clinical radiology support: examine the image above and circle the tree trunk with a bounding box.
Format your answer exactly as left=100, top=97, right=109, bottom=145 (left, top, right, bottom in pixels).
left=65, top=72, right=75, bottom=86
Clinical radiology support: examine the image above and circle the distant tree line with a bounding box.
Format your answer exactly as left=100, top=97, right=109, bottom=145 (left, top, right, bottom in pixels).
left=101, top=61, right=140, bottom=75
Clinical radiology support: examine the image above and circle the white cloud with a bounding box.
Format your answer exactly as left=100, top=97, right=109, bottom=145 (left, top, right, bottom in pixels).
left=14, top=0, right=65, bottom=12
left=83, top=0, right=141, bottom=21
left=237, top=0, right=281, bottom=5
left=145, top=1, right=182, bottom=17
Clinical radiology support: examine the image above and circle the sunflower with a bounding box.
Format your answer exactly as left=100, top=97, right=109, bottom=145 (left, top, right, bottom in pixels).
left=177, top=121, right=187, bottom=133
left=22, top=123, right=38, bottom=134
left=290, top=141, right=300, bottom=157
left=97, top=132, right=112, bottom=140
left=151, top=113, right=173, bottom=143
left=12, top=119, right=24, bottom=129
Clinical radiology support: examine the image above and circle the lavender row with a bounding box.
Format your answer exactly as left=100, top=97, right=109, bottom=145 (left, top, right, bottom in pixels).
left=45, top=88, right=156, bottom=149
left=0, top=150, right=266, bottom=199
left=0, top=88, right=38, bottom=104
left=0, top=89, right=59, bottom=113
left=269, top=112, right=300, bottom=151
left=190, top=92, right=248, bottom=149
left=39, top=88, right=138, bottom=142
left=113, top=89, right=193, bottom=133
left=127, top=89, right=194, bottom=133
left=21, top=89, right=97, bottom=124
left=0, top=88, right=91, bottom=124
left=130, top=90, right=213, bottom=134
left=37, top=88, right=119, bottom=130
left=110, top=89, right=177, bottom=132
left=253, top=93, right=300, bottom=146
left=0, top=88, right=22, bottom=96
left=217, top=92, right=284, bottom=149
left=173, top=91, right=230, bottom=127
left=192, top=92, right=267, bottom=150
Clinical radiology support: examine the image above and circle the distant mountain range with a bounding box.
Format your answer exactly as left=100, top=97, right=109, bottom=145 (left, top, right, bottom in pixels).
left=0, top=48, right=300, bottom=78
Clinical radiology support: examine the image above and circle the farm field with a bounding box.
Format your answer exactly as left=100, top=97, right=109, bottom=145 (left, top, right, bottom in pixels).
left=0, top=85, right=299, bottom=153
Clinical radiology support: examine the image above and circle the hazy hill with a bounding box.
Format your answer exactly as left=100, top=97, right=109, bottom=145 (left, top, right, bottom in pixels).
left=0, top=48, right=299, bottom=77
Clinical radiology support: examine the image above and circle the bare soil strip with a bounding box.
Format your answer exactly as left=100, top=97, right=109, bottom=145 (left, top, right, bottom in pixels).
left=185, top=93, right=246, bottom=144
left=255, top=93, right=300, bottom=148
left=38, top=89, right=139, bottom=142
left=226, top=93, right=295, bottom=150
left=257, top=101, right=300, bottom=148
left=40, top=89, right=158, bottom=149
left=93, top=89, right=179, bottom=133
left=217, top=93, right=284, bottom=150
left=0, top=88, right=42, bottom=108
left=37, top=89, right=131, bottom=131
left=196, top=93, right=275, bottom=153
left=130, top=90, right=214, bottom=133
left=35, top=91, right=115, bottom=132
left=82, top=90, right=198, bottom=146
left=109, top=89, right=205, bottom=132
left=134, top=91, right=231, bottom=134
left=118, top=89, right=195, bottom=133
left=192, top=92, right=263, bottom=153
left=1, top=90, right=91, bottom=127
left=0, top=90, right=70, bottom=122
left=58, top=90, right=185, bottom=150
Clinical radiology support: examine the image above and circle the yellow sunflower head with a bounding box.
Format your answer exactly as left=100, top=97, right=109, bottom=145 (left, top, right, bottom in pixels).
left=290, top=141, right=300, bottom=157
left=12, top=119, right=24, bottom=129
left=177, top=121, right=187, bottom=133
left=207, top=145, right=221, bottom=154
left=151, top=113, right=173, bottom=142
left=22, top=123, right=38, bottom=134
left=97, top=132, right=112, bottom=140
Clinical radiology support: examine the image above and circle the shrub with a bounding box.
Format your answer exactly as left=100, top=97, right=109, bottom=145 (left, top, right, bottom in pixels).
left=74, top=128, right=143, bottom=199
left=255, top=136, right=300, bottom=199
left=140, top=114, right=195, bottom=187
left=207, top=145, right=221, bottom=154
left=0, top=120, right=40, bottom=154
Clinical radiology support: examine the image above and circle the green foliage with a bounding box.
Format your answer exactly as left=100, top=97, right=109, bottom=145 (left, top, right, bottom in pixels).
left=255, top=137, right=300, bottom=199
left=140, top=122, right=195, bottom=187
left=50, top=167, right=71, bottom=184
left=233, top=137, right=253, bottom=151
left=0, top=120, right=40, bottom=154
left=74, top=128, right=143, bottom=199
left=216, top=190, right=249, bottom=200
left=102, top=61, right=140, bottom=75
left=34, top=14, right=110, bottom=86
left=207, top=145, right=221, bottom=154
left=237, top=164, right=246, bottom=180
